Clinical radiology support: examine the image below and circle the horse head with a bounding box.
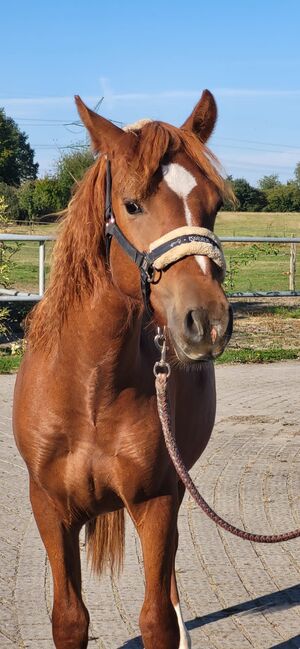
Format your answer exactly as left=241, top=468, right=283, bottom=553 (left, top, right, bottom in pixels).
left=75, top=91, right=233, bottom=364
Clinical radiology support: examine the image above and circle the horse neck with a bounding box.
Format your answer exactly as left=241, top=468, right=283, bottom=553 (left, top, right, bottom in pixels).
left=65, top=282, right=146, bottom=376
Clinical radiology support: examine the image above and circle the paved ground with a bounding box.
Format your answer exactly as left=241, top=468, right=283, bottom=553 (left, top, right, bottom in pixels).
left=1, top=362, right=300, bottom=649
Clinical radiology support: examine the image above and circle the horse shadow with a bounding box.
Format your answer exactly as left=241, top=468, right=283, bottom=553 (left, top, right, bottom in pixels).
left=117, top=583, right=300, bottom=649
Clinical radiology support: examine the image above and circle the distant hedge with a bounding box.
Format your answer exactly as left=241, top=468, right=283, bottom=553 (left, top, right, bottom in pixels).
left=1, top=151, right=300, bottom=222
left=224, top=172, right=300, bottom=212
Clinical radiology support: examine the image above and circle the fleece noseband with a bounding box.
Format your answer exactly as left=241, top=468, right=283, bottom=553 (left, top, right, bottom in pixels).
left=104, top=160, right=226, bottom=317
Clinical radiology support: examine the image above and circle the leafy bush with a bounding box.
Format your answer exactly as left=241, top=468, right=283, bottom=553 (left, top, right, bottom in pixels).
left=230, top=178, right=267, bottom=212
left=18, top=180, right=35, bottom=222
left=0, top=182, right=19, bottom=222
left=264, top=182, right=300, bottom=212
left=258, top=174, right=281, bottom=191
left=0, top=307, right=9, bottom=338
left=31, top=177, right=63, bottom=217
left=13, top=148, right=94, bottom=223
left=295, top=162, right=300, bottom=188
left=18, top=176, right=63, bottom=222
left=0, top=194, right=9, bottom=228
left=55, top=148, right=94, bottom=207
left=0, top=240, right=22, bottom=287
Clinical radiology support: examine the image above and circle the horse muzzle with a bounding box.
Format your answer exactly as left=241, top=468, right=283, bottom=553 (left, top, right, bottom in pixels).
left=169, top=304, right=233, bottom=364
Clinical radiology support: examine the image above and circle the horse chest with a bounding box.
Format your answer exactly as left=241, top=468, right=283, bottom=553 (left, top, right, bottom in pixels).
left=172, top=366, right=217, bottom=468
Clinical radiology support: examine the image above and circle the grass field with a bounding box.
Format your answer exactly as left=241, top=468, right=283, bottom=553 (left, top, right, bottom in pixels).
left=216, top=211, right=300, bottom=237
left=218, top=212, right=300, bottom=293
left=7, top=243, right=299, bottom=294
left=5, top=211, right=300, bottom=237
left=1, top=212, right=299, bottom=294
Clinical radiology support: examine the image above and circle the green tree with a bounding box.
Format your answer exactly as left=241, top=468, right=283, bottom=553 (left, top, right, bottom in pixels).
left=0, top=196, right=21, bottom=287
left=264, top=181, right=300, bottom=212
left=230, top=178, right=267, bottom=211
left=0, top=195, right=9, bottom=228
left=18, top=177, right=63, bottom=222
left=258, top=174, right=281, bottom=191
left=0, top=108, right=38, bottom=186
left=32, top=177, right=62, bottom=218
left=0, top=307, right=9, bottom=338
left=0, top=182, right=19, bottom=222
left=55, top=148, right=94, bottom=207
left=221, top=175, right=237, bottom=210
left=294, top=162, right=300, bottom=188
left=18, top=181, right=35, bottom=222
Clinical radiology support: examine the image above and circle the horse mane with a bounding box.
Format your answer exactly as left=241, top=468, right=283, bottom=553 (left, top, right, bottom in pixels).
left=28, top=121, right=231, bottom=351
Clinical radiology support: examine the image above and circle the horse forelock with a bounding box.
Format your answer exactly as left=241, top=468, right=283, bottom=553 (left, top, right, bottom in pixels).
left=113, top=120, right=230, bottom=202
left=28, top=120, right=231, bottom=350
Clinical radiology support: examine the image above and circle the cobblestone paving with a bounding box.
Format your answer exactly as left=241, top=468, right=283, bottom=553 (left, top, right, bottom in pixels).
left=1, top=362, right=300, bottom=649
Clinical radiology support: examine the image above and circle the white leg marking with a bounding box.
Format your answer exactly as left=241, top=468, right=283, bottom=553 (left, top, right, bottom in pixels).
left=174, top=603, right=192, bottom=648
left=162, top=163, right=197, bottom=226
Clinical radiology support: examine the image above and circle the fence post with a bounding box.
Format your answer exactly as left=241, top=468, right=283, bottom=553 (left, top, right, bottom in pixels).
left=289, top=235, right=296, bottom=291
left=38, top=241, right=45, bottom=297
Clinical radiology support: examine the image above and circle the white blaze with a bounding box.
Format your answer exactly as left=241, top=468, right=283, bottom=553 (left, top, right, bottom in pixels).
left=162, top=162, right=208, bottom=275
left=196, top=254, right=209, bottom=274
left=162, top=163, right=197, bottom=226
left=174, top=603, right=192, bottom=648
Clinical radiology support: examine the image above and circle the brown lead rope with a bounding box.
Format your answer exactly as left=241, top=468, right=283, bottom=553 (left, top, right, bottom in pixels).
left=155, top=372, right=300, bottom=543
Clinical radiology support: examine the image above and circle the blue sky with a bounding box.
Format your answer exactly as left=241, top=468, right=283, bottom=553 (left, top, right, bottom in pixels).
left=1, top=0, right=300, bottom=185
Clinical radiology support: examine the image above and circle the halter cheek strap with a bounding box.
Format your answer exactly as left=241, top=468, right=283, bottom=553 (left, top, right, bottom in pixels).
left=104, top=160, right=226, bottom=316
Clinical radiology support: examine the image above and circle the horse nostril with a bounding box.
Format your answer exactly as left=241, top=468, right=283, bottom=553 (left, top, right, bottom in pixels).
left=211, top=326, right=217, bottom=344
left=184, top=309, right=204, bottom=343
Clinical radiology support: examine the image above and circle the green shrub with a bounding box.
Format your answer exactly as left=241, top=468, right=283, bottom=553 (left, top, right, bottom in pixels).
left=264, top=182, right=300, bottom=212
left=18, top=176, right=63, bottom=222
left=55, top=148, right=94, bottom=207
left=0, top=307, right=9, bottom=338
left=0, top=182, right=19, bottom=222
left=18, top=180, right=35, bottom=222
left=223, top=178, right=267, bottom=212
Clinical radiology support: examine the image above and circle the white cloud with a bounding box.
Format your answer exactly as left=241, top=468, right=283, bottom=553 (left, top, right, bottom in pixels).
left=215, top=88, right=300, bottom=98
left=1, top=87, right=300, bottom=111
left=219, top=149, right=299, bottom=171
left=0, top=96, right=74, bottom=106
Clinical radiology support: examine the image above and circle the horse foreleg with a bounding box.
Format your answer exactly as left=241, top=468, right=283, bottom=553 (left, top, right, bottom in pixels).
left=170, top=482, right=191, bottom=649
left=170, top=530, right=191, bottom=649
left=130, top=494, right=180, bottom=649
left=29, top=478, right=89, bottom=649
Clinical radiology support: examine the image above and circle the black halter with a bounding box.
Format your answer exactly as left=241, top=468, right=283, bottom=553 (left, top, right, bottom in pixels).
left=104, top=160, right=226, bottom=318
left=105, top=160, right=157, bottom=315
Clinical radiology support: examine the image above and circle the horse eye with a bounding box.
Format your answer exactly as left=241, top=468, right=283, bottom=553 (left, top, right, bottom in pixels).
left=124, top=201, right=143, bottom=215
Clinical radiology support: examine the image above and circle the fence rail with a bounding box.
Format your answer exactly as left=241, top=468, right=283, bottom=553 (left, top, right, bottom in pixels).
left=0, top=234, right=299, bottom=302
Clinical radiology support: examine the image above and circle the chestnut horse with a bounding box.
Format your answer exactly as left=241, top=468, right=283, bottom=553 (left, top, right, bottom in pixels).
left=13, top=90, right=232, bottom=649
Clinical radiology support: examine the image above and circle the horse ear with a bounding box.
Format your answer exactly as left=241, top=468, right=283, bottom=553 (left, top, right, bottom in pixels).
left=181, top=90, right=217, bottom=143
left=74, top=95, right=134, bottom=155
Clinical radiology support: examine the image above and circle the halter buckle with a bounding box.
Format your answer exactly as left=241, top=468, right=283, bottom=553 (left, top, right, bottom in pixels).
left=105, top=207, right=115, bottom=227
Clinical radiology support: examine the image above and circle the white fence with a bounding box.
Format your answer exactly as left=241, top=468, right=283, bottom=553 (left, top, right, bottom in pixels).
left=0, top=234, right=55, bottom=302
left=0, top=233, right=299, bottom=301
